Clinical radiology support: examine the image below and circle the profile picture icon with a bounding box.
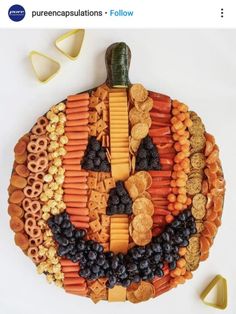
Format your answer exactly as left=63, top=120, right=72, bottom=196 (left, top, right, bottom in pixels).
left=8, top=4, right=25, bottom=22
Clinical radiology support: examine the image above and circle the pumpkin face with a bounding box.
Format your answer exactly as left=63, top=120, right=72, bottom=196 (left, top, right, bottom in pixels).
left=8, top=42, right=225, bottom=304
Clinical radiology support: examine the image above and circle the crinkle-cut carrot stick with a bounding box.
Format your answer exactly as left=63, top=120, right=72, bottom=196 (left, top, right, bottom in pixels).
left=63, top=195, right=88, bottom=203
left=153, top=200, right=169, bottom=206
left=64, top=278, right=85, bottom=285
left=67, top=113, right=89, bottom=121
left=154, top=208, right=170, bottom=215
left=65, top=145, right=87, bottom=152
left=63, top=183, right=88, bottom=189
left=66, top=106, right=89, bottom=114
left=60, top=259, right=78, bottom=266
left=72, top=221, right=89, bottom=229
left=156, top=143, right=173, bottom=150
left=152, top=136, right=174, bottom=144
left=149, top=127, right=171, bottom=137
left=64, top=272, right=81, bottom=278
left=161, top=164, right=173, bottom=171
left=66, top=208, right=89, bottom=215
left=64, top=177, right=87, bottom=183
left=63, top=165, right=82, bottom=171
left=66, top=119, right=89, bottom=127
left=65, top=170, right=88, bottom=177
left=160, top=153, right=176, bottom=159
left=64, top=189, right=88, bottom=195
left=70, top=215, right=90, bottom=222
left=67, top=100, right=89, bottom=108
left=149, top=171, right=172, bottom=177
left=65, top=126, right=89, bottom=132
left=66, top=132, right=88, bottom=140
left=62, top=266, right=80, bottom=272
left=155, top=284, right=171, bottom=297
left=151, top=196, right=168, bottom=201
left=67, top=139, right=88, bottom=146
left=153, top=100, right=171, bottom=113
left=152, top=227, right=162, bottom=237
left=148, top=187, right=171, bottom=195
left=63, top=158, right=82, bottom=165
left=67, top=93, right=89, bottom=102
left=152, top=180, right=171, bottom=187
left=64, top=151, right=84, bottom=159
left=65, top=202, right=87, bottom=208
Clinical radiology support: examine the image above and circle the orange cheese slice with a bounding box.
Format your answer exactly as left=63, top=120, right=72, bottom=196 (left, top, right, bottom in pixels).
left=110, top=222, right=129, bottom=230
left=109, top=97, right=127, bottom=103
left=108, top=286, right=127, bottom=302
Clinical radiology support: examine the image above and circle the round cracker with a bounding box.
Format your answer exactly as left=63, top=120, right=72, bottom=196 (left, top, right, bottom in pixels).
left=132, top=229, right=152, bottom=246
left=132, top=214, right=153, bottom=233
left=135, top=171, right=152, bottom=189
left=186, top=177, right=202, bottom=195
left=130, top=84, right=148, bottom=102
left=190, top=153, right=206, bottom=170
left=132, top=197, right=154, bottom=216
left=131, top=123, right=149, bottom=140
left=135, top=97, right=153, bottom=112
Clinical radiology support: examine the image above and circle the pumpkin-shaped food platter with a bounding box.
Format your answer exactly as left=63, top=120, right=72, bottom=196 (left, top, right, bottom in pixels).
left=8, top=42, right=225, bottom=303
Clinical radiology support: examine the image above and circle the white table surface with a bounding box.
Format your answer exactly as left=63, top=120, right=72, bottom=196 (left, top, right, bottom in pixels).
left=0, top=29, right=236, bottom=314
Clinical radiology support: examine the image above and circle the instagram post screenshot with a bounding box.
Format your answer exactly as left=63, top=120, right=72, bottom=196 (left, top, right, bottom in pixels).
left=0, top=1, right=235, bottom=313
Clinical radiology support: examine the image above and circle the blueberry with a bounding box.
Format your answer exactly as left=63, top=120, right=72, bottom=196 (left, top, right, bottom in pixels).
left=88, top=251, right=97, bottom=260
left=111, top=257, right=119, bottom=270
left=102, top=261, right=109, bottom=270
left=138, top=148, right=147, bottom=159
left=180, top=239, right=189, bottom=247
left=139, top=260, right=149, bottom=269
left=155, top=268, right=164, bottom=277
left=94, top=157, right=101, bottom=167
left=118, top=203, right=125, bottom=213
left=152, top=243, right=162, bottom=253
left=153, top=254, right=161, bottom=263
left=54, top=214, right=63, bottom=225
left=171, top=219, right=181, bottom=229
left=51, top=224, right=61, bottom=234
left=169, top=261, right=177, bottom=270
left=80, top=268, right=91, bottom=278
left=64, top=228, right=73, bottom=238
left=87, top=150, right=96, bottom=159
left=92, top=242, right=102, bottom=252
left=121, top=195, right=130, bottom=205
left=127, top=263, right=137, bottom=272
left=61, top=220, right=71, bottom=229
left=98, top=150, right=106, bottom=160
left=163, top=243, right=172, bottom=253
left=75, top=229, right=86, bottom=239
left=162, top=232, right=170, bottom=242
left=121, top=279, right=131, bottom=287
left=77, top=241, right=86, bottom=251
left=111, top=195, right=120, bottom=205
left=92, top=264, right=100, bottom=273
left=164, top=254, right=174, bottom=263
left=117, top=265, right=126, bottom=275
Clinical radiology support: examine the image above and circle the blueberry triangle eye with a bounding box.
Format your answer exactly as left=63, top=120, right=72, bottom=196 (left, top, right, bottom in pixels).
left=106, top=181, right=132, bottom=215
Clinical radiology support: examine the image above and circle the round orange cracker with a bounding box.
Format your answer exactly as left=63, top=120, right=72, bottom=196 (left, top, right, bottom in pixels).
left=132, top=197, right=154, bottom=216
left=130, top=84, right=148, bottom=102
left=135, top=171, right=152, bottom=189
left=132, top=214, right=153, bottom=233
left=132, top=229, right=152, bottom=246
left=131, top=123, right=149, bottom=140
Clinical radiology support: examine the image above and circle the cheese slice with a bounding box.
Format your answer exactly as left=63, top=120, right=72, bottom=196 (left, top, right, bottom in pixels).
left=109, top=97, right=127, bottom=103
left=110, top=222, right=129, bottom=230
left=111, top=163, right=130, bottom=181
left=110, top=241, right=129, bottom=254
left=110, top=234, right=129, bottom=241
left=108, top=286, right=127, bottom=302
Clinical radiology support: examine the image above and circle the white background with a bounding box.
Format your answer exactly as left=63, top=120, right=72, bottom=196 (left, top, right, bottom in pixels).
left=0, top=29, right=236, bottom=314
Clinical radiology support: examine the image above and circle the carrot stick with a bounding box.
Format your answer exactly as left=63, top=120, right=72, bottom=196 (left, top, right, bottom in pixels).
left=67, top=139, right=88, bottom=146
left=66, top=113, right=89, bottom=121
left=64, top=189, right=88, bottom=195
left=160, top=158, right=173, bottom=165
left=62, top=266, right=80, bottom=272
left=161, top=164, right=173, bottom=171
left=150, top=112, right=171, bottom=119
left=154, top=209, right=170, bottom=215
left=60, top=259, right=78, bottom=267
left=65, top=202, right=87, bottom=208
left=66, top=99, right=89, bottom=108
left=148, top=187, right=172, bottom=195
left=152, top=136, right=174, bottom=144
left=66, top=119, right=89, bottom=127
left=66, top=132, right=88, bottom=140
left=153, top=216, right=166, bottom=225
left=64, top=151, right=84, bottom=159
left=65, top=145, right=87, bottom=152
left=153, top=100, right=171, bottom=113
left=151, top=180, right=171, bottom=187
left=72, top=221, right=89, bottom=229
left=64, top=272, right=80, bottom=278
left=155, top=284, right=171, bottom=296
left=65, top=126, right=89, bottom=132
left=64, top=177, right=87, bottom=183
left=153, top=275, right=171, bottom=286
left=151, top=121, right=171, bottom=127
left=149, top=171, right=172, bottom=177
left=66, top=106, right=89, bottom=114
left=64, top=278, right=85, bottom=285
left=65, top=171, right=88, bottom=177
left=67, top=93, right=89, bottom=102
left=160, top=153, right=176, bottom=158
left=153, top=200, right=169, bottom=206
left=64, top=195, right=88, bottom=203
left=63, top=165, right=82, bottom=171
left=149, top=92, right=170, bottom=103
left=66, top=208, right=89, bottom=215
left=149, top=127, right=171, bottom=137
left=63, top=159, right=82, bottom=165
left=70, top=215, right=90, bottom=222
left=152, top=196, right=169, bottom=202
left=63, top=183, right=88, bottom=189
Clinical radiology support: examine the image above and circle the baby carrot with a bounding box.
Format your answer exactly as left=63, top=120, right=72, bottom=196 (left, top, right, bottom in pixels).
left=62, top=266, right=79, bottom=272
left=66, top=132, right=88, bottom=140
left=63, top=159, right=82, bottom=165
left=65, top=202, right=87, bottom=208
left=64, top=151, right=84, bottom=159
left=151, top=180, right=171, bottom=187
left=154, top=208, right=170, bottom=215
left=66, top=208, right=89, bottom=215
left=66, top=119, right=89, bottom=127
left=160, top=158, right=173, bottom=165
left=67, top=93, right=89, bottom=102
left=66, top=106, right=89, bottom=114
left=72, top=221, right=89, bottom=229
left=64, top=177, right=87, bottom=183
left=153, top=100, right=171, bottom=113
left=67, top=139, right=88, bottom=146
left=65, top=170, right=89, bottom=177
left=60, top=259, right=78, bottom=267
left=63, top=195, right=88, bottom=203
left=152, top=136, right=174, bottom=144
left=65, top=145, right=87, bottom=152
left=63, top=165, right=82, bottom=171
left=65, top=126, right=89, bottom=132
left=63, top=183, right=88, bottom=189
left=64, top=272, right=81, bottom=278
left=64, top=278, right=85, bottom=285
left=149, top=127, right=171, bottom=137
left=155, top=284, right=171, bottom=297
left=70, top=215, right=90, bottom=222
left=64, top=189, right=88, bottom=195
left=148, top=171, right=172, bottom=177
left=148, top=187, right=172, bottom=195
left=150, top=112, right=171, bottom=120
left=66, top=113, right=89, bottom=121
